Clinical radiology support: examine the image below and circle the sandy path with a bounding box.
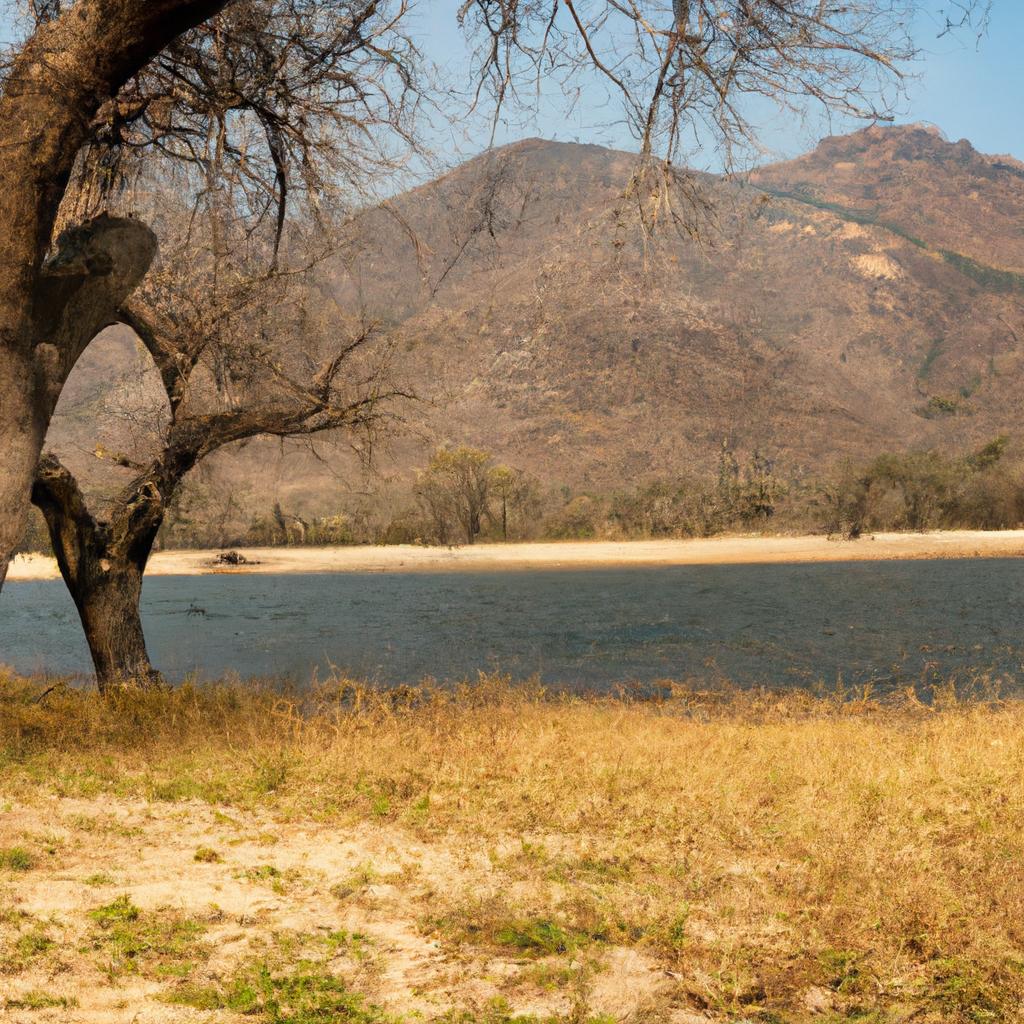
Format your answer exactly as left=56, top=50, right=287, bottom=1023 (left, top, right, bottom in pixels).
left=8, top=530, right=1024, bottom=583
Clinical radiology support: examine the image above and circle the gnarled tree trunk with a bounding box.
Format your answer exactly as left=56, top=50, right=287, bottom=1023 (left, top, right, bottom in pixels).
left=0, top=216, right=159, bottom=591
left=32, top=456, right=162, bottom=690
left=67, top=557, right=155, bottom=688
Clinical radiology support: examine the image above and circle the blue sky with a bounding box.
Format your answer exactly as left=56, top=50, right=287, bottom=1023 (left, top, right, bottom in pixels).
left=901, top=2, right=1023, bottom=160
left=414, top=0, right=1023, bottom=167
left=2, top=3, right=1019, bottom=166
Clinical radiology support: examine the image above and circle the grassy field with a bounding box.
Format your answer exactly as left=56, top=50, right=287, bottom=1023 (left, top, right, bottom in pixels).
left=1, top=672, right=1023, bottom=1023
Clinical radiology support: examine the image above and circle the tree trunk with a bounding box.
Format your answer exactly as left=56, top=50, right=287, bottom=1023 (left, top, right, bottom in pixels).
left=32, top=456, right=162, bottom=690
left=0, top=0, right=229, bottom=589
left=73, top=559, right=158, bottom=689
left=0, top=216, right=159, bottom=597
left=0, top=347, right=46, bottom=588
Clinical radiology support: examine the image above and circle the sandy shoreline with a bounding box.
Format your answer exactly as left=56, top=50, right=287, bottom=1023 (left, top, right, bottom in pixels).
left=8, top=529, right=1024, bottom=582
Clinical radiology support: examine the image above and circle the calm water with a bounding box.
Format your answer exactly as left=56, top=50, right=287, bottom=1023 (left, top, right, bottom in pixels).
left=3, top=560, right=1024, bottom=690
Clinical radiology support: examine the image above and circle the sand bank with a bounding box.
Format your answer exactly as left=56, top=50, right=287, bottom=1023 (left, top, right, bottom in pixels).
left=8, top=530, right=1024, bottom=582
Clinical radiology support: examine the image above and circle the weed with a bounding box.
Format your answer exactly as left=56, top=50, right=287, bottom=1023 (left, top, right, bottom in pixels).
left=194, top=846, right=222, bottom=863
left=88, top=894, right=140, bottom=926
left=82, top=872, right=116, bottom=886
left=3, top=990, right=77, bottom=1010
left=436, top=996, right=615, bottom=1024
left=169, top=960, right=388, bottom=1022
left=820, top=949, right=866, bottom=994
left=15, top=930, right=54, bottom=960
left=0, top=846, right=33, bottom=871
left=87, top=897, right=208, bottom=980
left=330, top=862, right=379, bottom=900
left=494, top=919, right=588, bottom=956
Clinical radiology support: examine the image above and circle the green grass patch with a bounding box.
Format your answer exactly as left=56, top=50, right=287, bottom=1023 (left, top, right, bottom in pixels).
left=3, top=990, right=78, bottom=1010
left=494, top=919, right=588, bottom=955
left=87, top=896, right=208, bottom=980
left=436, top=998, right=615, bottom=1024
left=0, top=846, right=33, bottom=871
left=169, top=960, right=390, bottom=1022
left=88, top=894, right=140, bottom=926
left=82, top=871, right=116, bottom=886
left=14, top=929, right=55, bottom=960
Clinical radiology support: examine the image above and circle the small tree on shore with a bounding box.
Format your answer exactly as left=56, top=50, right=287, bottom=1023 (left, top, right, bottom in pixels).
left=415, top=446, right=494, bottom=545
left=490, top=465, right=539, bottom=542
left=414, top=448, right=539, bottom=544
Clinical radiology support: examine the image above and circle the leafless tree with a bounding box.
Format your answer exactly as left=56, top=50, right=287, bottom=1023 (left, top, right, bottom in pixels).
left=0, top=0, right=418, bottom=591
left=31, top=212, right=405, bottom=688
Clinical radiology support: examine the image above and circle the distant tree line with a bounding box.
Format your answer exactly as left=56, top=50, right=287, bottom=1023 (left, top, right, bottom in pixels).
left=816, top=437, right=1024, bottom=539
left=19, top=437, right=1021, bottom=558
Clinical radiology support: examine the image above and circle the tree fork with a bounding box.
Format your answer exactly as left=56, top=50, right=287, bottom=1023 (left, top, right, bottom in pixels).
left=32, top=455, right=162, bottom=691
left=0, top=215, right=158, bottom=592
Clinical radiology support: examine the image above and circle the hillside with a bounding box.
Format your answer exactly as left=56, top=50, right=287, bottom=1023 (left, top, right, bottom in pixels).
left=50, top=124, right=1024, bottom=525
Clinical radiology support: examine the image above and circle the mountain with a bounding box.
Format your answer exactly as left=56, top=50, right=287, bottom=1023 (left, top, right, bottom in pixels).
left=51, top=124, right=1024, bottom=523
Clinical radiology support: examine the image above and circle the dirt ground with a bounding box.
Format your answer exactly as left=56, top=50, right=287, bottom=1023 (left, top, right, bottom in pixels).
left=3, top=678, right=1024, bottom=1022
left=0, top=795, right=686, bottom=1023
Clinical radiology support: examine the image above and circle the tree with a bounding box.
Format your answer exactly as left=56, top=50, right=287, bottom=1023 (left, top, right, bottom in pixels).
left=416, top=446, right=494, bottom=545
left=489, top=465, right=538, bottom=541
left=0, top=0, right=418, bottom=591
left=0, top=0, right=978, bottom=589
left=0, top=1, right=229, bottom=590
left=737, top=449, right=783, bottom=522
left=30, top=216, right=402, bottom=688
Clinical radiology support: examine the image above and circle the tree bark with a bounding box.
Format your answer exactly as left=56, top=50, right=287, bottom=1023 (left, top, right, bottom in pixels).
left=0, top=347, right=46, bottom=588
left=0, top=215, right=158, bottom=595
left=32, top=456, right=162, bottom=690
left=70, top=559, right=157, bottom=689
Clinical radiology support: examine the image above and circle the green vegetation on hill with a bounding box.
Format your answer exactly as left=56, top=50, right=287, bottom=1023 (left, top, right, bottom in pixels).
left=761, top=187, right=928, bottom=247
left=764, top=187, right=1024, bottom=293
left=938, top=249, right=1024, bottom=293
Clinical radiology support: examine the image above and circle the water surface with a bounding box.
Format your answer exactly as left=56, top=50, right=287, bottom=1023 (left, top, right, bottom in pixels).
left=3, top=560, right=1023, bottom=690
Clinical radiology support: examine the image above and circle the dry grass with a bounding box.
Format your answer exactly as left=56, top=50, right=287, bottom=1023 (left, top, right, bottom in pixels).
left=1, top=670, right=1023, bottom=1022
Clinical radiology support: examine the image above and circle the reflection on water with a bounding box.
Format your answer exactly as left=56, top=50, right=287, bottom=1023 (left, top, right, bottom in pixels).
left=3, top=560, right=1024, bottom=690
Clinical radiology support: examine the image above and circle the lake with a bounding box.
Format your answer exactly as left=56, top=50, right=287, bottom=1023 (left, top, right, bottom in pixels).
left=3, top=560, right=1024, bottom=690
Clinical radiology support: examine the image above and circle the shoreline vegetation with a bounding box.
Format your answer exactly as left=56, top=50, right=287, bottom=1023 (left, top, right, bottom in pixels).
left=8, top=529, right=1024, bottom=582
left=1, top=673, right=1023, bottom=1022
